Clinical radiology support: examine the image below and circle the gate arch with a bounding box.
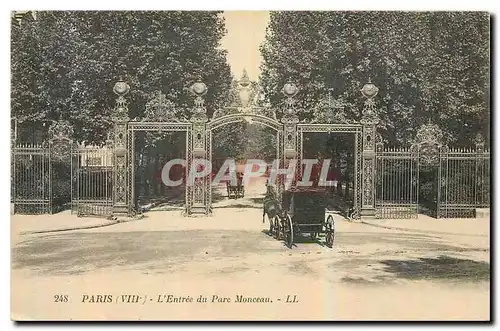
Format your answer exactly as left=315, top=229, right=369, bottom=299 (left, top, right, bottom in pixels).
left=206, top=112, right=284, bottom=214
left=207, top=113, right=282, bottom=131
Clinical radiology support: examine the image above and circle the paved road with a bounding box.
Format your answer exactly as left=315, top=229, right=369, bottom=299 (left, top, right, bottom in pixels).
left=13, top=225, right=489, bottom=280
left=11, top=207, right=490, bottom=321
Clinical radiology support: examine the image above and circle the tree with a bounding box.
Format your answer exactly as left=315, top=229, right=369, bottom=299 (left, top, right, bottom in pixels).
left=211, top=74, right=278, bottom=163
left=11, top=11, right=232, bottom=145
left=260, top=11, right=490, bottom=147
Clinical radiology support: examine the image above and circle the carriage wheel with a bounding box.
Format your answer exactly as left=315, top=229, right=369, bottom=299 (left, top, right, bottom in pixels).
left=325, top=215, right=335, bottom=248
left=285, top=214, right=294, bottom=248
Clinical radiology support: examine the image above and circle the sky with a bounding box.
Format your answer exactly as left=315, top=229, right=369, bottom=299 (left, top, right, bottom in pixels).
left=220, top=11, right=270, bottom=82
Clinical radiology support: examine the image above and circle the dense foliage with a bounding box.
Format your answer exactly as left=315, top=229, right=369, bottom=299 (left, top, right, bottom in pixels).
left=11, top=11, right=232, bottom=144
left=260, top=11, right=490, bottom=147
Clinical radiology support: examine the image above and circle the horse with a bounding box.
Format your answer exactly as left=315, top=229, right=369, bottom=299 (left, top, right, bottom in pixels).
left=262, top=182, right=283, bottom=238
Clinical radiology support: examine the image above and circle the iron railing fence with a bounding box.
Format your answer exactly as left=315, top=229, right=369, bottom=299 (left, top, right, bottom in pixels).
left=72, top=145, right=114, bottom=217
left=438, top=147, right=490, bottom=218
left=11, top=143, right=51, bottom=214
left=375, top=144, right=490, bottom=219
left=375, top=146, right=419, bottom=219
left=12, top=142, right=114, bottom=217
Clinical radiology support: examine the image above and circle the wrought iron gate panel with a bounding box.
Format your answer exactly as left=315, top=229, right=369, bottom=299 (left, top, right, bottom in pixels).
left=296, top=130, right=303, bottom=181
left=375, top=145, right=419, bottom=219
left=12, top=136, right=74, bottom=215
left=127, top=127, right=135, bottom=215
left=275, top=129, right=284, bottom=203
left=205, top=129, right=212, bottom=214
left=353, top=131, right=362, bottom=219
left=185, top=126, right=193, bottom=215
left=438, top=148, right=478, bottom=218
left=475, top=148, right=490, bottom=208
left=12, top=144, right=51, bottom=214
left=72, top=145, right=113, bottom=217
left=202, top=128, right=210, bottom=215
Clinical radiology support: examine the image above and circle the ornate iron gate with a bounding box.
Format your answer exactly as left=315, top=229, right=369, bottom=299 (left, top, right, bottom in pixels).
left=374, top=122, right=490, bottom=219
left=374, top=144, right=419, bottom=219
left=475, top=136, right=490, bottom=208
left=11, top=78, right=490, bottom=220
left=105, top=77, right=488, bottom=220
left=12, top=122, right=74, bottom=214
left=438, top=142, right=490, bottom=218
left=104, top=76, right=385, bottom=218
left=72, top=144, right=114, bottom=217
left=12, top=143, right=51, bottom=214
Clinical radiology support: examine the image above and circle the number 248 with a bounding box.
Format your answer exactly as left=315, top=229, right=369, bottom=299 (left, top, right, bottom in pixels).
left=54, top=295, right=68, bottom=303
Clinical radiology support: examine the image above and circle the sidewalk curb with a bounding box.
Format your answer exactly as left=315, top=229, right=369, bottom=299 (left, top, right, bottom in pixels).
left=360, top=221, right=487, bottom=237
left=20, top=220, right=120, bottom=235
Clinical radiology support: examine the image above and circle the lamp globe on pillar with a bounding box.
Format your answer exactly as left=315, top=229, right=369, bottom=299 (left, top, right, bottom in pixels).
left=112, top=79, right=130, bottom=121
left=360, top=81, right=379, bottom=118
left=360, top=81, right=379, bottom=99
left=113, top=79, right=130, bottom=96
left=191, top=81, right=207, bottom=96
left=282, top=81, right=299, bottom=98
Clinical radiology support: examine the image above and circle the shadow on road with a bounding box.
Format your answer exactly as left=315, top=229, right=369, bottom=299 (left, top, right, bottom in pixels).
left=379, top=255, right=490, bottom=282
left=11, top=230, right=282, bottom=276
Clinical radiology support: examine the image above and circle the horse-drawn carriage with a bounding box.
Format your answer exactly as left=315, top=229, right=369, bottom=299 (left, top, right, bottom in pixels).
left=263, top=184, right=335, bottom=248
left=226, top=171, right=245, bottom=199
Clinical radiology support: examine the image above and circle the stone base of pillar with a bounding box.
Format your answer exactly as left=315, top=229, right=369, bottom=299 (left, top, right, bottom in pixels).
left=188, top=204, right=209, bottom=216
left=475, top=208, right=490, bottom=219
left=112, top=204, right=129, bottom=218
left=360, top=207, right=376, bottom=220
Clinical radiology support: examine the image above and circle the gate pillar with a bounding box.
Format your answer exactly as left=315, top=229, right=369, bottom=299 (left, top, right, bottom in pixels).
left=474, top=133, right=489, bottom=211
left=189, top=81, right=210, bottom=215
left=111, top=79, right=130, bottom=217
left=281, top=81, right=300, bottom=159
left=360, top=81, right=380, bottom=219
left=281, top=82, right=300, bottom=193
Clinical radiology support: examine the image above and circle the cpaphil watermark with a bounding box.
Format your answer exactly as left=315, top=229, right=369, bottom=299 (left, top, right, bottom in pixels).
left=160, top=158, right=340, bottom=187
